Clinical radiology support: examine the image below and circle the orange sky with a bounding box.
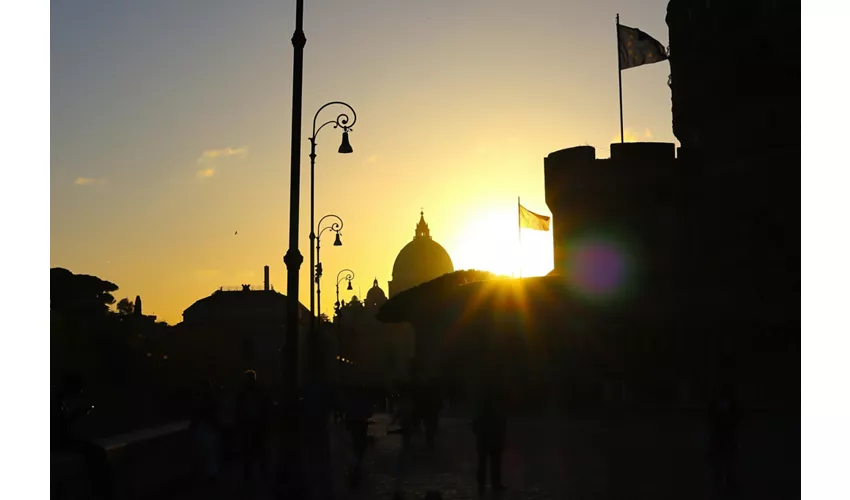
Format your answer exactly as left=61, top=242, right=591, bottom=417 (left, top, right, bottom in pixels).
left=51, top=0, right=675, bottom=324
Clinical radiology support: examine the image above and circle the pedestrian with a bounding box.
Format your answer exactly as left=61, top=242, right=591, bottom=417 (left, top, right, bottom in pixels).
left=189, top=380, right=221, bottom=481
left=391, top=385, right=416, bottom=451
left=708, top=383, right=738, bottom=493
left=346, top=386, right=373, bottom=488
left=422, top=379, right=443, bottom=450
left=52, top=374, right=112, bottom=500
left=472, top=385, right=507, bottom=494
left=236, top=370, right=270, bottom=483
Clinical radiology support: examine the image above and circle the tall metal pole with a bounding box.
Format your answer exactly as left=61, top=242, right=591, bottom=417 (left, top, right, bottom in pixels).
left=316, top=236, right=322, bottom=320
left=283, top=0, right=306, bottom=398
left=309, top=138, right=317, bottom=340
left=518, top=196, right=522, bottom=279
left=616, top=13, right=624, bottom=144
left=278, top=1, right=307, bottom=498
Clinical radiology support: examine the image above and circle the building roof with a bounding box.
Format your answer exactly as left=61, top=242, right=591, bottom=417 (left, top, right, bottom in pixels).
left=182, top=288, right=311, bottom=326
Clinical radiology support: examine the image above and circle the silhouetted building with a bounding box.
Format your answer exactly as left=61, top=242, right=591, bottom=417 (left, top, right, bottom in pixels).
left=666, top=0, right=798, bottom=155
left=545, top=142, right=683, bottom=289
left=389, top=211, right=454, bottom=298
left=379, top=0, right=799, bottom=415
left=381, top=145, right=688, bottom=402
left=665, top=0, right=799, bottom=407
left=334, top=279, right=413, bottom=388
left=177, top=267, right=329, bottom=388
left=364, top=277, right=388, bottom=309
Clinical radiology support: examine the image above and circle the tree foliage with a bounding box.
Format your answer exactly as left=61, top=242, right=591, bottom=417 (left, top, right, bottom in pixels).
left=376, top=269, right=503, bottom=322
left=116, top=297, right=135, bottom=316
left=51, top=267, right=118, bottom=318
left=50, top=267, right=183, bottom=435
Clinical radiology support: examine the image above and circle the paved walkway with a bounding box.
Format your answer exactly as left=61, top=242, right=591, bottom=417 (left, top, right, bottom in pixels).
left=342, top=412, right=796, bottom=500
left=162, top=411, right=796, bottom=500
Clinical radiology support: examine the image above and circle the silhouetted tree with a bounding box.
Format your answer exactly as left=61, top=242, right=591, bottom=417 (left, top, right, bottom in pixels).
left=51, top=267, right=118, bottom=318
left=319, top=313, right=331, bottom=323
left=50, top=267, right=186, bottom=436
left=377, top=269, right=503, bottom=322
left=116, top=297, right=135, bottom=316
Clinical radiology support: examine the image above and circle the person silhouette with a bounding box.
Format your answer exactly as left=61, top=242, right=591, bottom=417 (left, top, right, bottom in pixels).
left=708, top=383, right=738, bottom=493
left=422, top=379, right=443, bottom=450
left=472, top=385, right=506, bottom=494
left=391, top=384, right=416, bottom=451
left=190, top=380, right=221, bottom=481
left=345, top=386, right=373, bottom=488
left=52, top=374, right=112, bottom=499
left=236, top=370, right=270, bottom=484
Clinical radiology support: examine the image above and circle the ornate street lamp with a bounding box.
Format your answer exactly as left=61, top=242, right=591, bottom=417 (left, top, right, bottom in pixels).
left=335, top=269, right=355, bottom=313
left=314, top=214, right=345, bottom=324
left=308, top=101, right=356, bottom=342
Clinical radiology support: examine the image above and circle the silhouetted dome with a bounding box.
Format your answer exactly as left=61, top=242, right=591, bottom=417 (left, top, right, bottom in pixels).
left=365, top=278, right=387, bottom=308
left=390, top=211, right=454, bottom=298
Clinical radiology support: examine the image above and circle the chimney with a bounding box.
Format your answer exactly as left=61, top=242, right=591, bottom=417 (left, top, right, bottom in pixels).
left=264, top=265, right=270, bottom=291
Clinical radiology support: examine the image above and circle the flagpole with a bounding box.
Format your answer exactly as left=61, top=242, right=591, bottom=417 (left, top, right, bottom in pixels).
left=616, top=13, right=624, bottom=144
left=518, top=196, right=523, bottom=279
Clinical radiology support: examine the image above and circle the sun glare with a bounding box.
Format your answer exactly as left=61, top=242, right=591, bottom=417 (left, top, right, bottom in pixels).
left=448, top=205, right=553, bottom=278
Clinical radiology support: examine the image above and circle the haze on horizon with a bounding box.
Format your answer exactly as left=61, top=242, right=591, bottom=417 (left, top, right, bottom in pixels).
left=50, top=0, right=675, bottom=324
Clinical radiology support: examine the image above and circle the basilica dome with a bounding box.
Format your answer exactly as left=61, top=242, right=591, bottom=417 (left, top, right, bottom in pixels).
left=365, top=278, right=388, bottom=308
left=389, top=211, right=454, bottom=298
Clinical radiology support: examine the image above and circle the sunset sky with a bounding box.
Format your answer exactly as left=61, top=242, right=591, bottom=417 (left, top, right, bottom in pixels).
left=50, top=0, right=676, bottom=324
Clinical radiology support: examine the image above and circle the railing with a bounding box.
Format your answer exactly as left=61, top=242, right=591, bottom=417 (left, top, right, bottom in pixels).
left=52, top=420, right=195, bottom=500
left=215, top=284, right=275, bottom=292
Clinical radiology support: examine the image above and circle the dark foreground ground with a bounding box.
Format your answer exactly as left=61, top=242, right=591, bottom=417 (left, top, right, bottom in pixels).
left=162, top=409, right=796, bottom=500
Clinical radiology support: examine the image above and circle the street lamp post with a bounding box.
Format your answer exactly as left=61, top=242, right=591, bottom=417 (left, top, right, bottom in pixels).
left=278, top=0, right=307, bottom=495
left=335, top=269, right=355, bottom=312
left=314, top=214, right=345, bottom=325
left=308, top=102, right=356, bottom=327
left=283, top=0, right=306, bottom=400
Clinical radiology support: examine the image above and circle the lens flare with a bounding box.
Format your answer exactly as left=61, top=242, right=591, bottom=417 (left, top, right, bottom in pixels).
left=568, top=241, right=628, bottom=298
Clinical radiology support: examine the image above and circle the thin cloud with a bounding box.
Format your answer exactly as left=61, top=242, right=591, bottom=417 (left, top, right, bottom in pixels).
left=196, top=167, right=216, bottom=179
left=196, top=147, right=247, bottom=164
left=74, top=177, right=106, bottom=186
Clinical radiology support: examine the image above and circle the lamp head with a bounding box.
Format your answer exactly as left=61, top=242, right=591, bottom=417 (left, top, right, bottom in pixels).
left=347, top=280, right=353, bottom=291
left=338, top=130, right=353, bottom=154
left=333, top=233, right=343, bottom=246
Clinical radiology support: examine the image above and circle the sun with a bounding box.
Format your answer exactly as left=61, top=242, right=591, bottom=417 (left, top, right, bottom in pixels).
left=446, top=204, right=553, bottom=278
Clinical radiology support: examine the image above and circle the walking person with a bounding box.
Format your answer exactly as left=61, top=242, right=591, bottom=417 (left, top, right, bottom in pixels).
left=345, top=386, right=373, bottom=488
left=422, top=379, right=443, bottom=451
left=189, top=380, right=221, bottom=482
left=52, top=374, right=112, bottom=500
left=391, top=384, right=416, bottom=452
left=389, top=384, right=417, bottom=497
left=236, top=370, right=270, bottom=485
left=472, top=385, right=507, bottom=494
left=708, top=383, right=739, bottom=494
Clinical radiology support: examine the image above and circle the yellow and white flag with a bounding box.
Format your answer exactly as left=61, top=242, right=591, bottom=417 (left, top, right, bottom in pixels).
left=519, top=204, right=550, bottom=231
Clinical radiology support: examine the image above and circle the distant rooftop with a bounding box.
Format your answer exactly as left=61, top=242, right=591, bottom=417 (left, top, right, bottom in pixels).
left=215, top=284, right=275, bottom=293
